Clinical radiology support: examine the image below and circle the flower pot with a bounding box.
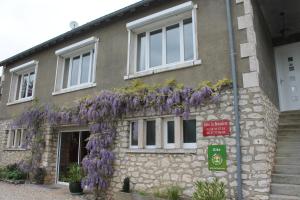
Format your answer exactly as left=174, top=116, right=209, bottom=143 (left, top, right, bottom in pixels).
left=69, top=182, right=83, bottom=195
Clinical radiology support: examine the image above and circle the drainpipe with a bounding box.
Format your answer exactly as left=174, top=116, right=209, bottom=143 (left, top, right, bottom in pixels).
left=225, top=0, right=243, bottom=199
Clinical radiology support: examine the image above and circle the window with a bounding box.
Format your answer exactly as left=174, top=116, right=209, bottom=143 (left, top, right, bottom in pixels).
left=146, top=120, right=156, bottom=148
left=54, top=37, right=98, bottom=95
left=164, top=119, right=175, bottom=149
left=183, top=118, right=197, bottom=148
left=125, top=1, right=199, bottom=79
left=128, top=116, right=197, bottom=150
left=6, top=129, right=24, bottom=149
left=8, top=61, right=37, bottom=104
left=130, top=121, right=138, bottom=148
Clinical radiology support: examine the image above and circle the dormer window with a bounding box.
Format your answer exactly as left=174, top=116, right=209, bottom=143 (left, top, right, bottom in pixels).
left=8, top=60, right=38, bottom=105
left=53, top=37, right=98, bottom=95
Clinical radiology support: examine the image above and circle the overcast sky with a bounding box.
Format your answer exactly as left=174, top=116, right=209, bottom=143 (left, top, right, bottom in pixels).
left=0, top=0, right=141, bottom=75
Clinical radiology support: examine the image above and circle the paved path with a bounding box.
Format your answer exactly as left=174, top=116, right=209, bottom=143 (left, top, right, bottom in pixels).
left=0, top=182, right=87, bottom=200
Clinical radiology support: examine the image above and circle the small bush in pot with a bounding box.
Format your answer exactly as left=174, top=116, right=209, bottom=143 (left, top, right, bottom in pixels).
left=66, top=163, right=84, bottom=195
left=192, top=178, right=225, bottom=200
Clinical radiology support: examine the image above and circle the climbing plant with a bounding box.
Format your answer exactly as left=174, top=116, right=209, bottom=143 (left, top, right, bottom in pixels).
left=14, top=78, right=231, bottom=198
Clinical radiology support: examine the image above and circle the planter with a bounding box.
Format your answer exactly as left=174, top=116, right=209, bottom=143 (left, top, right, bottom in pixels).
left=69, top=182, right=83, bottom=195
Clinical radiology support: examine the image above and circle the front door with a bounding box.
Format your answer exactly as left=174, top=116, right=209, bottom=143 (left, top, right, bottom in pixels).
left=275, top=42, right=300, bottom=111
left=56, top=131, right=90, bottom=184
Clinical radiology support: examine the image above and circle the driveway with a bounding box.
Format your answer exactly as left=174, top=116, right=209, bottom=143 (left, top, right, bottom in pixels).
left=0, top=182, right=87, bottom=200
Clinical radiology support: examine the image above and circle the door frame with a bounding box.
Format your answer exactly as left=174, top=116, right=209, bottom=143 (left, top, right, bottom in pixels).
left=275, top=42, right=300, bottom=111
left=55, top=129, right=88, bottom=185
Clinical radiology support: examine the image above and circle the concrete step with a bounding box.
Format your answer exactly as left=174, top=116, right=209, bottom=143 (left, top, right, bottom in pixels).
left=272, top=174, right=300, bottom=185
left=276, top=157, right=300, bottom=165
left=279, top=131, right=300, bottom=135
left=278, top=136, right=300, bottom=140
left=277, top=142, right=300, bottom=148
left=274, top=165, right=300, bottom=175
left=277, top=152, right=300, bottom=157
left=270, top=194, right=300, bottom=200
left=271, top=183, right=300, bottom=196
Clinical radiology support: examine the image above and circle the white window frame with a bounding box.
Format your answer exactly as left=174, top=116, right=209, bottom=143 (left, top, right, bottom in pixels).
left=145, top=119, right=156, bottom=149
left=125, top=1, right=200, bottom=79
left=129, top=121, right=139, bottom=149
left=53, top=37, right=99, bottom=95
left=182, top=116, right=197, bottom=149
left=163, top=118, right=175, bottom=149
left=6, top=129, right=24, bottom=149
left=7, top=60, right=38, bottom=105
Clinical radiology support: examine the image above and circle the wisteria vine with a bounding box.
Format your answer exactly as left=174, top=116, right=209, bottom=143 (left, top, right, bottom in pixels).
left=13, top=79, right=231, bottom=195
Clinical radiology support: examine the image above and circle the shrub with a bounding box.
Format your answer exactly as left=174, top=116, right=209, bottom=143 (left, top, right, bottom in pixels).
left=0, top=164, right=27, bottom=180
left=192, top=178, right=225, bottom=200
left=122, top=177, right=130, bottom=193
left=153, top=186, right=182, bottom=200
left=166, top=186, right=182, bottom=200
left=66, top=163, right=83, bottom=183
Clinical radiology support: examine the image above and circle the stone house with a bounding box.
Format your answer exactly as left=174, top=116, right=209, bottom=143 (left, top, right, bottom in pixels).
left=0, top=0, right=299, bottom=199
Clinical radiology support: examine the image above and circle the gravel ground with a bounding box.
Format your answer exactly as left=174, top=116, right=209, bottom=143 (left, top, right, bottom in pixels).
left=0, top=182, right=88, bottom=200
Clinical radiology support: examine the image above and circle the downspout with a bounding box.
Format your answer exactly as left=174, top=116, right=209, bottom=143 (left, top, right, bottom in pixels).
left=225, top=0, right=243, bottom=199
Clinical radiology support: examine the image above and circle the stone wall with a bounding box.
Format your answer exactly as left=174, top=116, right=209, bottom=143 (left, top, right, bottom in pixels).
left=0, top=87, right=279, bottom=199
left=0, top=119, right=31, bottom=167
left=109, top=87, right=279, bottom=200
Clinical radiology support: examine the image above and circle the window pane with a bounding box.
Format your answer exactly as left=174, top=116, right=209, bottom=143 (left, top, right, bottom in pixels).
left=183, top=18, right=194, bottom=61
left=131, top=121, right=138, bottom=146
left=27, top=72, right=35, bottom=97
left=80, top=52, right=91, bottom=84
left=63, top=58, right=70, bottom=89
left=70, top=56, right=80, bottom=86
left=150, top=29, right=162, bottom=68
left=16, top=75, right=22, bottom=100
left=166, top=24, right=180, bottom=64
left=20, top=74, right=29, bottom=98
left=167, top=121, right=175, bottom=144
left=16, top=130, right=22, bottom=147
left=183, top=119, right=196, bottom=143
left=146, top=120, right=156, bottom=146
left=10, top=130, right=16, bottom=147
left=137, top=33, right=146, bottom=72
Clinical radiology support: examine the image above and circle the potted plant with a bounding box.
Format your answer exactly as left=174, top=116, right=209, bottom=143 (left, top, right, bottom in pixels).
left=66, top=163, right=84, bottom=195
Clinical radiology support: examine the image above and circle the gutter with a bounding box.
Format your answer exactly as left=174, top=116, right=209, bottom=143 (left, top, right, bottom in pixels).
left=225, top=0, right=243, bottom=199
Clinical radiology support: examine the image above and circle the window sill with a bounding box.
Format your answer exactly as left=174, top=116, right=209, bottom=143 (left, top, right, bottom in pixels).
left=7, top=97, right=33, bottom=106
left=52, top=83, right=96, bottom=96
left=124, top=59, right=202, bottom=80
left=4, top=148, right=27, bottom=151
left=125, top=148, right=196, bottom=154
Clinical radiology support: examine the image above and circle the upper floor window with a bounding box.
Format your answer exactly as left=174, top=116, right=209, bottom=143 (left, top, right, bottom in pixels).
left=8, top=60, right=38, bottom=105
left=53, top=37, right=98, bottom=95
left=125, top=1, right=200, bottom=79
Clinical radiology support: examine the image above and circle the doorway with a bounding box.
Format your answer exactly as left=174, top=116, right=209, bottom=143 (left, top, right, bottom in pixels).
left=56, top=131, right=90, bottom=184
left=275, top=42, right=300, bottom=111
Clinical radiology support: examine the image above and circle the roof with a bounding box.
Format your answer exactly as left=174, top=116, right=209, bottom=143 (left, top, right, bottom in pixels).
left=0, top=0, right=167, bottom=66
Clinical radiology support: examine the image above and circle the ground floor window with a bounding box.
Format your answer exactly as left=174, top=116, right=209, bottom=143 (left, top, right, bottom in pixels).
left=6, top=129, right=24, bottom=149
left=57, top=131, right=90, bottom=183
left=129, top=116, right=197, bottom=149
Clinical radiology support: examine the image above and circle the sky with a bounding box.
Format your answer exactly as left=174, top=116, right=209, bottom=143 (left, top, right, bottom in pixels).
left=0, top=0, right=141, bottom=72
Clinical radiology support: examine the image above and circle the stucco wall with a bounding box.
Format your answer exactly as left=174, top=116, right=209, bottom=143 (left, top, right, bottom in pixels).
left=0, top=0, right=249, bottom=120
left=251, top=0, right=279, bottom=107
